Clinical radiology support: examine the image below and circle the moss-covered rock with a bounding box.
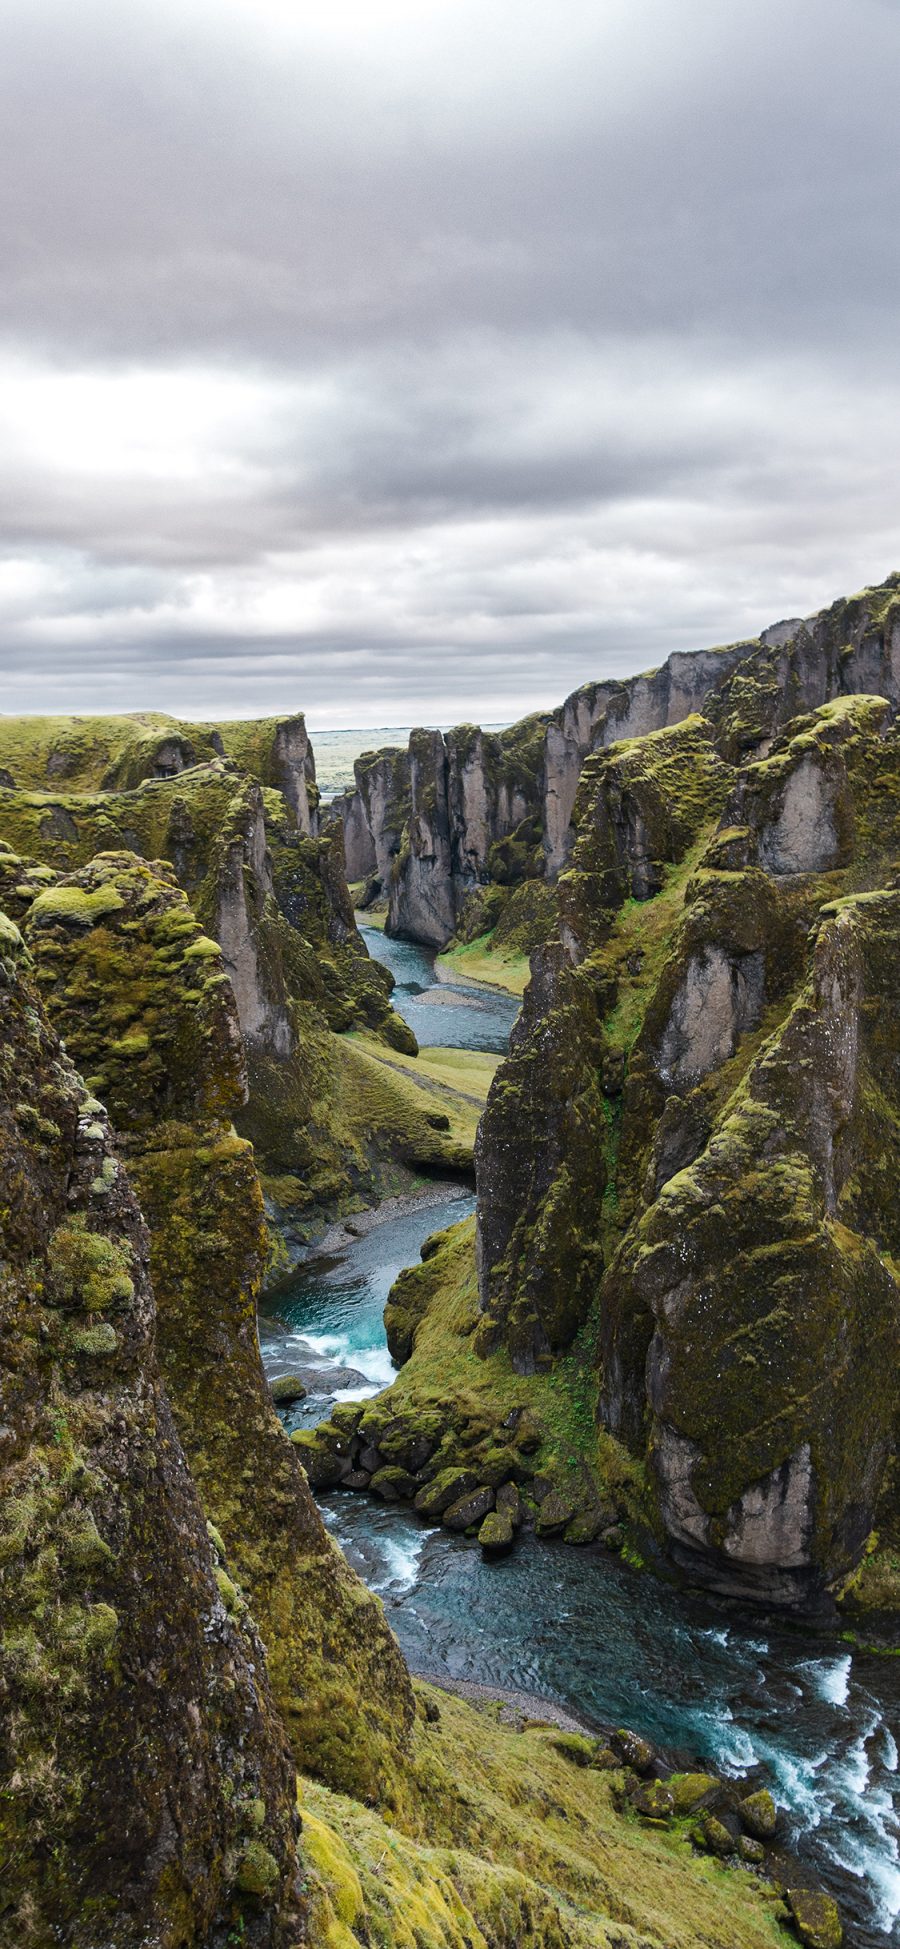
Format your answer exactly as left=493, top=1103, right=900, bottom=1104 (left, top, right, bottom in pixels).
left=786, top=1886, right=844, bottom=1949
left=0, top=916, right=303, bottom=1945
left=21, top=852, right=416, bottom=1804
left=470, top=663, right=900, bottom=1605
left=477, top=1509, right=515, bottom=1554
left=740, top=1789, right=778, bottom=1839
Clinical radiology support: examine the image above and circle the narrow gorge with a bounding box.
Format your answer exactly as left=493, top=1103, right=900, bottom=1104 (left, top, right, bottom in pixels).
left=2, top=572, right=899, bottom=1949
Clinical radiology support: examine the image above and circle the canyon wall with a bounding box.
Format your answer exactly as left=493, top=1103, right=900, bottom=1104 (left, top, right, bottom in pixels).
left=0, top=916, right=304, bottom=1947
left=0, top=731, right=482, bottom=1253
left=474, top=572, right=900, bottom=1607
left=330, top=572, right=900, bottom=951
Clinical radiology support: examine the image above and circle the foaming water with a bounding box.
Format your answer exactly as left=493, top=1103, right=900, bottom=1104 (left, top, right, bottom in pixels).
left=358, top=923, right=520, bottom=1054
left=322, top=1496, right=900, bottom=1945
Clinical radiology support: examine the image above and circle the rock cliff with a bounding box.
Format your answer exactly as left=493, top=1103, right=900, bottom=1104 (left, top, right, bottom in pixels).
left=0, top=916, right=304, bottom=1947
left=0, top=734, right=485, bottom=1252
left=474, top=576, right=900, bottom=1606
left=327, top=715, right=547, bottom=948
left=0, top=709, right=319, bottom=834
left=0, top=843, right=798, bottom=1949
left=332, top=573, right=900, bottom=957
left=18, top=851, right=417, bottom=1801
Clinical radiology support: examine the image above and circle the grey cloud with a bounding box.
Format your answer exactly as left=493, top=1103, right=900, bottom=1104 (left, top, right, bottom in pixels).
left=1, top=0, right=899, bottom=363
left=0, top=0, right=898, bottom=720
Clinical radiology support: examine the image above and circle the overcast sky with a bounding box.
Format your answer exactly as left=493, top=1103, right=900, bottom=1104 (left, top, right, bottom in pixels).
left=1, top=0, right=898, bottom=727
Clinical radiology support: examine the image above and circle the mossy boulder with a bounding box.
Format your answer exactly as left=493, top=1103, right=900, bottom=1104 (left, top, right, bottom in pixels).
left=270, top=1373, right=307, bottom=1403
left=668, top=1771, right=722, bottom=1815
left=443, top=1486, right=494, bottom=1531
left=739, top=1788, right=777, bottom=1839
left=414, top=1468, right=479, bottom=1519
left=699, top=1815, right=736, bottom=1857
left=370, top=1465, right=417, bottom=1501
left=630, top=1779, right=675, bottom=1821
left=477, top=1509, right=515, bottom=1554
left=786, top=1887, right=843, bottom=1949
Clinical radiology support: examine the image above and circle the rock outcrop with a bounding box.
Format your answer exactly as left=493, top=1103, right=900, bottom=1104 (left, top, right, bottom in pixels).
left=327, top=715, right=547, bottom=948
left=21, top=852, right=417, bottom=1800
left=0, top=709, right=319, bottom=834
left=0, top=915, right=303, bottom=1946
left=474, top=580, right=900, bottom=1606
left=0, top=739, right=495, bottom=1251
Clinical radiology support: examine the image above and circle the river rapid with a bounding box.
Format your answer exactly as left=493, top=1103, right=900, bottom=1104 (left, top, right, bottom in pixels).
left=259, top=924, right=900, bottom=1947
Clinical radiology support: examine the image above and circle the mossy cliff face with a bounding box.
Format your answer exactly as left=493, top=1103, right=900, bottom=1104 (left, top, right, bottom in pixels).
left=21, top=853, right=416, bottom=1803
left=329, top=745, right=410, bottom=888
left=545, top=570, right=900, bottom=877
left=0, top=918, right=303, bottom=1947
left=0, top=745, right=486, bottom=1245
left=0, top=876, right=798, bottom=1949
left=475, top=685, right=900, bottom=1605
left=0, top=708, right=319, bottom=832
left=708, top=574, right=900, bottom=761
left=542, top=640, right=754, bottom=879
left=334, top=573, right=900, bottom=958
left=476, top=717, right=733, bottom=1372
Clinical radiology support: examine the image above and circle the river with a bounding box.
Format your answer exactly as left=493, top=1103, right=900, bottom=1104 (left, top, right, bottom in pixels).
left=259, top=924, right=900, bottom=1946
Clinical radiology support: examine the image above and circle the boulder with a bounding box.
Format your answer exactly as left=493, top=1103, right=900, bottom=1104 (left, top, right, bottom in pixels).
left=534, top=1489, right=576, bottom=1536
left=630, top=1780, right=674, bottom=1821
left=698, top=1815, right=735, bottom=1858
left=564, top=1510, right=603, bottom=1544
left=739, top=1788, right=777, bottom=1839
left=610, top=1729, right=655, bottom=1774
left=478, top=1510, right=515, bottom=1555
left=270, top=1373, right=307, bottom=1404
left=443, top=1486, right=495, bottom=1531
left=414, top=1468, right=479, bottom=1519
left=495, top=1481, right=524, bottom=1527
left=667, top=1772, right=721, bottom=1816
left=785, top=1888, right=843, bottom=1949
left=289, top=1432, right=344, bottom=1488
left=737, top=1835, right=766, bottom=1865
left=370, top=1466, right=416, bottom=1501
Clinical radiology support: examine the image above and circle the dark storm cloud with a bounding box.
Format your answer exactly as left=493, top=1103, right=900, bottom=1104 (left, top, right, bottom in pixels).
left=0, top=0, right=898, bottom=721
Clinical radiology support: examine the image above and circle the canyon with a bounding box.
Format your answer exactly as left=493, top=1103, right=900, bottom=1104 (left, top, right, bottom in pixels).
left=2, top=569, right=899, bottom=1947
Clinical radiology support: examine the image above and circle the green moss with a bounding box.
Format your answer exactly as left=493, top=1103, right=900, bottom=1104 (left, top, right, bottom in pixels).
left=30, top=882, right=126, bottom=927
left=301, top=1688, right=786, bottom=1949
left=46, top=1216, right=134, bottom=1313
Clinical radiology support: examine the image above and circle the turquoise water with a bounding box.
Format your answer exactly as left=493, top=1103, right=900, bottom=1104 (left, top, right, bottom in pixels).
left=264, top=927, right=900, bottom=1945
left=319, top=1495, right=900, bottom=1946
left=358, top=922, right=520, bottom=1055
left=259, top=1189, right=476, bottom=1429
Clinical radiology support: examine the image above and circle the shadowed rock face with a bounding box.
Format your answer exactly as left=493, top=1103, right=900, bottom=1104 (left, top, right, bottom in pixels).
left=474, top=640, right=900, bottom=1603
left=0, top=917, right=303, bottom=1948
left=542, top=641, right=754, bottom=878
left=20, top=853, right=417, bottom=1802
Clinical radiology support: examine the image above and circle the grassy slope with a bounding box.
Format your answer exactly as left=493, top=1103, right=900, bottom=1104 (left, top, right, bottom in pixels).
left=303, top=1684, right=786, bottom=1949
left=435, top=933, right=531, bottom=996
